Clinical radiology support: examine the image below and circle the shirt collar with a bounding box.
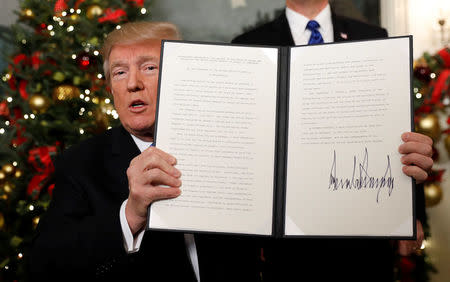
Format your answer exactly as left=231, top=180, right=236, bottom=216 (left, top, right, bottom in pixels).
left=285, top=3, right=333, bottom=44
left=130, top=134, right=153, bottom=153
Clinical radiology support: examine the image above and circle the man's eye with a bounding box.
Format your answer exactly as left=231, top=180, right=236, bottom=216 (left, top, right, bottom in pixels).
left=147, top=66, right=156, bottom=71
left=113, top=71, right=125, bottom=76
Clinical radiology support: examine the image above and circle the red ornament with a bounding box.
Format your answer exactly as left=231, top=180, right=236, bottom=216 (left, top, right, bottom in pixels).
left=437, top=48, right=450, bottom=68
left=27, top=146, right=58, bottom=198
left=76, top=52, right=94, bottom=70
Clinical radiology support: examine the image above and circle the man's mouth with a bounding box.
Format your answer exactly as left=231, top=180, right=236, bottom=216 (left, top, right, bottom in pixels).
left=129, top=100, right=147, bottom=111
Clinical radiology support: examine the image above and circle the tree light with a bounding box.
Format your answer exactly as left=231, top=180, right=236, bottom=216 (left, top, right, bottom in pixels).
left=29, top=205, right=35, bottom=211
left=79, top=128, right=84, bottom=134
left=0, top=128, right=5, bottom=134
left=6, top=97, right=13, bottom=102
left=141, top=8, right=147, bottom=14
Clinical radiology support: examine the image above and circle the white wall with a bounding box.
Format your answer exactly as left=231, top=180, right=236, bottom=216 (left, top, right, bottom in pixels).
left=0, top=0, right=19, bottom=26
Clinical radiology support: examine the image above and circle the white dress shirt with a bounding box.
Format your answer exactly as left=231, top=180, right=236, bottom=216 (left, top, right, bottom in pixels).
left=119, top=134, right=200, bottom=281
left=285, top=3, right=334, bottom=45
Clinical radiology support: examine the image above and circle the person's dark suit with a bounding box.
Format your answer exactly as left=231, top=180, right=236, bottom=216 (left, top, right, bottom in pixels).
left=232, top=11, right=426, bottom=282
left=30, top=126, right=259, bottom=281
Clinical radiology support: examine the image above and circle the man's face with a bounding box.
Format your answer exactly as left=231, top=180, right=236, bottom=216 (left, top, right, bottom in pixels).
left=108, top=39, right=161, bottom=141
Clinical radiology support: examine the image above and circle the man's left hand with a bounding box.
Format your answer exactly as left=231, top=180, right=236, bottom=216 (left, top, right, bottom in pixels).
left=398, top=220, right=424, bottom=256
left=398, top=132, right=433, bottom=183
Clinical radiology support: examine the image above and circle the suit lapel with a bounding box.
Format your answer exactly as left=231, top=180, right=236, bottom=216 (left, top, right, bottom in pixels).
left=331, top=12, right=350, bottom=42
left=104, top=126, right=141, bottom=201
left=273, top=12, right=295, bottom=46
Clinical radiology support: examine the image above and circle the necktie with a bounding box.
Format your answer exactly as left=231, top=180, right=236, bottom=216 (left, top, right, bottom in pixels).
left=306, top=20, right=324, bottom=44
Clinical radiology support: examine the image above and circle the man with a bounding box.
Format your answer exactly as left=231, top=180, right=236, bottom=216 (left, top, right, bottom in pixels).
left=232, top=0, right=432, bottom=281
left=30, top=22, right=258, bottom=281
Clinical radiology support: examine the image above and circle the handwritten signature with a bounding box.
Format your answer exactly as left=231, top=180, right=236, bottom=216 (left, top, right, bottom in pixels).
left=328, top=148, right=394, bottom=203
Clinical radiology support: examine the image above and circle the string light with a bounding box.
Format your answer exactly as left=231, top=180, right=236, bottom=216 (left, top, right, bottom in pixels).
left=107, top=126, right=112, bottom=130
left=61, top=11, right=67, bottom=16
left=116, top=25, right=121, bottom=30
left=84, top=89, right=90, bottom=95
left=30, top=114, right=36, bottom=119
left=416, top=93, right=422, bottom=99
left=141, top=8, right=147, bottom=14
left=97, top=74, right=102, bottom=79
left=50, top=31, right=55, bottom=36
left=84, top=97, right=90, bottom=102
left=430, top=73, right=436, bottom=79
left=47, top=25, right=53, bottom=30
left=93, top=50, right=99, bottom=56
left=76, top=9, right=81, bottom=14
left=72, top=54, right=77, bottom=59
left=13, top=162, right=18, bottom=166
left=28, top=204, right=34, bottom=211
left=59, top=21, right=64, bottom=26
left=80, top=94, right=85, bottom=99
left=421, top=239, right=428, bottom=250
left=24, top=114, right=29, bottom=119
left=79, top=128, right=84, bottom=134
left=104, top=98, right=110, bottom=104
left=6, top=97, right=12, bottom=102
left=21, top=39, right=27, bottom=44
left=53, top=16, right=58, bottom=21
left=5, top=121, right=10, bottom=126
left=67, top=26, right=74, bottom=32
left=0, top=128, right=5, bottom=134
left=70, top=8, right=75, bottom=13
left=18, top=253, right=23, bottom=259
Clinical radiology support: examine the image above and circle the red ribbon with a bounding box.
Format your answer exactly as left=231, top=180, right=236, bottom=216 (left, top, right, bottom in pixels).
left=437, top=48, right=450, bottom=68
left=98, top=8, right=127, bottom=23
left=54, top=0, right=68, bottom=13
left=19, top=80, right=29, bottom=100
left=27, top=146, right=58, bottom=198
left=126, top=0, right=144, bottom=6
left=429, top=69, right=450, bottom=104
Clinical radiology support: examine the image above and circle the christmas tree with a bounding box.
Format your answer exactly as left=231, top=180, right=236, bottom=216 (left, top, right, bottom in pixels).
left=0, top=0, right=150, bottom=280
left=395, top=47, right=450, bottom=282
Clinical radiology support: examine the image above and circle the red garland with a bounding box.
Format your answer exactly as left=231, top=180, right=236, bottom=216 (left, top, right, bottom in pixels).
left=427, top=169, right=445, bottom=183
left=437, top=48, right=450, bottom=68
left=54, top=0, right=68, bottom=13
left=27, top=146, right=58, bottom=198
left=98, top=8, right=127, bottom=23
left=429, top=69, right=450, bottom=104
left=126, top=0, right=145, bottom=7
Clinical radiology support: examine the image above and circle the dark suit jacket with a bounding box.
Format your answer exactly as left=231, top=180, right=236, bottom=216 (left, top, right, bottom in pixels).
left=232, top=11, right=426, bottom=282
left=30, top=126, right=259, bottom=281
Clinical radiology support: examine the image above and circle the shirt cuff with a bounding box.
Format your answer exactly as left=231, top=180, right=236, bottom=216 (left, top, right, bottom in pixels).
left=119, top=199, right=145, bottom=253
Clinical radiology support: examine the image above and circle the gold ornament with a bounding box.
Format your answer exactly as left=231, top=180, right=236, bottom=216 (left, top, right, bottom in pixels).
left=416, top=113, right=441, bottom=141
left=53, top=85, right=80, bottom=101
left=445, top=135, right=450, bottom=155
left=0, top=212, right=4, bottom=229
left=14, top=169, right=22, bottom=178
left=21, top=9, right=34, bottom=19
left=70, top=14, right=79, bottom=22
left=0, top=171, right=6, bottom=183
left=0, top=194, right=7, bottom=200
left=29, top=94, right=51, bottom=113
left=32, top=216, right=40, bottom=229
left=2, top=182, right=14, bottom=194
left=86, top=5, right=103, bottom=19
left=424, top=183, right=443, bottom=207
left=2, top=164, right=15, bottom=176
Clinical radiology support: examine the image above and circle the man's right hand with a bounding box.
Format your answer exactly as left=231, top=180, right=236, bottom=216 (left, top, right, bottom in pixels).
left=125, top=146, right=182, bottom=235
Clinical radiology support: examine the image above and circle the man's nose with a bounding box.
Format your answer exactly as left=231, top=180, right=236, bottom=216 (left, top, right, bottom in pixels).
left=127, top=68, right=144, bottom=92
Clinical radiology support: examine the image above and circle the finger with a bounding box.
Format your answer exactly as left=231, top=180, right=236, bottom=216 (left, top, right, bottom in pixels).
left=398, top=141, right=433, bottom=157
left=140, top=153, right=181, bottom=178
left=401, top=153, right=433, bottom=171
left=144, top=169, right=182, bottom=187
left=143, top=146, right=177, bottom=165
left=402, top=166, right=428, bottom=183
left=397, top=241, right=411, bottom=256
left=147, top=186, right=182, bottom=202
left=401, top=132, right=433, bottom=146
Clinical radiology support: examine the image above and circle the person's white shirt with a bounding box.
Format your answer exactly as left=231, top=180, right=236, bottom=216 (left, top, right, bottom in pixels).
left=119, top=134, right=200, bottom=281
left=285, top=3, right=334, bottom=45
